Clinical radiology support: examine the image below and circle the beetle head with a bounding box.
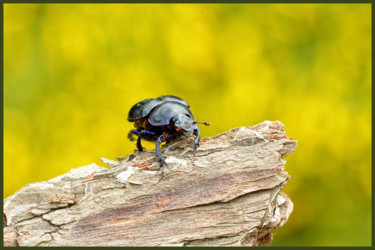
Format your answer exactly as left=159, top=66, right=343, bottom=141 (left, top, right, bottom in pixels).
left=172, top=114, right=194, bottom=137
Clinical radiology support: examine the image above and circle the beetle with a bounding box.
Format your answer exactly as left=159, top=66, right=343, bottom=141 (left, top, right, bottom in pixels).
left=127, top=95, right=210, bottom=167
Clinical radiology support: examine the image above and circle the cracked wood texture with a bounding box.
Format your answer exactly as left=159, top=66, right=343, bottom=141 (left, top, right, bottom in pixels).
left=3, top=121, right=296, bottom=246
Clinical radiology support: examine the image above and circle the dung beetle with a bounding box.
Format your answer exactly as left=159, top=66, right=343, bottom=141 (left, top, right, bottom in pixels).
left=127, top=95, right=210, bottom=167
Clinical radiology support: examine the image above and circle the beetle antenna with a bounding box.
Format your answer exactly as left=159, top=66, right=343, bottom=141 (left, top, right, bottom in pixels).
left=194, top=121, right=211, bottom=126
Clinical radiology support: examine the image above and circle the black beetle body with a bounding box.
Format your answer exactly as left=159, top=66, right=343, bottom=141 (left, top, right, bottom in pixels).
left=127, top=95, right=209, bottom=167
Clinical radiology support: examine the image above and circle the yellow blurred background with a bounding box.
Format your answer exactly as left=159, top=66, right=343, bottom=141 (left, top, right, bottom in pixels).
left=4, top=4, right=371, bottom=246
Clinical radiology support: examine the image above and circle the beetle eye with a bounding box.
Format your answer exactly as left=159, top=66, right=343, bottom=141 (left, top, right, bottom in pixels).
left=176, top=127, right=182, bottom=132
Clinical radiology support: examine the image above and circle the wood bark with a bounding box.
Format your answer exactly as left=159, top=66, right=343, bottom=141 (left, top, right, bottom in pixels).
left=3, top=121, right=297, bottom=246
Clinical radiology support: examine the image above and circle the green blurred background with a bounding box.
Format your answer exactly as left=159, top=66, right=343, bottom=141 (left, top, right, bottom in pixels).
left=4, top=4, right=371, bottom=246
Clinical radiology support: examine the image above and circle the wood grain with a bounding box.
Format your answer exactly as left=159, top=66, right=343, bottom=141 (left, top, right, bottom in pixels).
left=3, top=121, right=296, bottom=246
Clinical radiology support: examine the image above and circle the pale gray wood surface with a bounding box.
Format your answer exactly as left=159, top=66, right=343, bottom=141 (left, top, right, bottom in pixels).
left=3, top=121, right=296, bottom=246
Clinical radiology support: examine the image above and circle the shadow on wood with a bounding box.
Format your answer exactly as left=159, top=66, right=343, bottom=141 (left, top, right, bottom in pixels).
left=3, top=121, right=297, bottom=246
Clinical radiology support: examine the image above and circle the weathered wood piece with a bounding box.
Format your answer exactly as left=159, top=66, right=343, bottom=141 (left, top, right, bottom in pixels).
left=3, top=121, right=296, bottom=246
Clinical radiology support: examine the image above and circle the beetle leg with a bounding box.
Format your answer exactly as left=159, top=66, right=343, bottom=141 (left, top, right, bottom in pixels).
left=163, top=131, right=169, bottom=139
left=136, top=133, right=144, bottom=152
left=192, top=124, right=200, bottom=151
left=128, top=129, right=145, bottom=152
left=128, top=129, right=140, bottom=141
left=156, top=135, right=167, bottom=167
left=136, top=130, right=157, bottom=151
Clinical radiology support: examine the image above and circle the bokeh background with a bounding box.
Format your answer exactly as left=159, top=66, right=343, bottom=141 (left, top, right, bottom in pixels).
left=4, top=4, right=371, bottom=246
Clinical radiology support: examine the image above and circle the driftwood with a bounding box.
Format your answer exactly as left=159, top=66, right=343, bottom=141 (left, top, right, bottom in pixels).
left=3, top=121, right=296, bottom=246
